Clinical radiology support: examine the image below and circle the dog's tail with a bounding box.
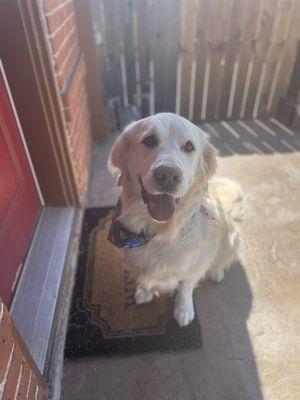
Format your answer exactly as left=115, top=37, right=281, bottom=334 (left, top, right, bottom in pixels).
left=211, top=177, right=246, bottom=221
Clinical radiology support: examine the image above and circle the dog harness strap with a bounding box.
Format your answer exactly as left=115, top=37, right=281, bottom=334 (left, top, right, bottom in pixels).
left=107, top=198, right=152, bottom=249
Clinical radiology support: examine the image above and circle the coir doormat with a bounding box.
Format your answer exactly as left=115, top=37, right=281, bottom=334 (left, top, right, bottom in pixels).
left=65, top=208, right=202, bottom=359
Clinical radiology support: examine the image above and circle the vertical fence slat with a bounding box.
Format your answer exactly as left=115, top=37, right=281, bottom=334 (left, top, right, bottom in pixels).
left=232, top=0, right=259, bottom=119
left=96, top=1, right=110, bottom=99
left=132, top=6, right=142, bottom=108
left=151, top=0, right=180, bottom=114
left=265, top=0, right=295, bottom=114
left=118, top=0, right=129, bottom=107
left=208, top=0, right=234, bottom=121
left=188, top=59, right=197, bottom=120
left=218, top=0, right=245, bottom=120
left=175, top=54, right=182, bottom=115
left=212, top=0, right=232, bottom=120
left=258, top=0, right=295, bottom=117
left=134, top=0, right=151, bottom=116
left=179, top=0, right=198, bottom=118
left=120, top=0, right=136, bottom=107
left=245, top=0, right=278, bottom=119
left=151, top=0, right=164, bottom=113
left=193, top=0, right=211, bottom=122
left=103, top=0, right=124, bottom=102
left=270, top=0, right=300, bottom=115
left=164, top=0, right=181, bottom=113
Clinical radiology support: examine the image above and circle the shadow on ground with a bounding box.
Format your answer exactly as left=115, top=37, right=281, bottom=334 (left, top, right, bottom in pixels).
left=63, top=263, right=263, bottom=400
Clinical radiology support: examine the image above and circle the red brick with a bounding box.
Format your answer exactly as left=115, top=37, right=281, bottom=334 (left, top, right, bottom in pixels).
left=44, top=3, right=74, bottom=34
left=49, top=13, right=76, bottom=53
left=64, top=59, right=85, bottom=107
left=54, top=29, right=76, bottom=61
left=27, top=374, right=38, bottom=400
left=3, top=345, right=23, bottom=399
left=77, top=117, right=91, bottom=182
left=70, top=85, right=86, bottom=126
left=38, top=388, right=48, bottom=400
left=70, top=93, right=88, bottom=148
left=56, top=43, right=80, bottom=90
left=0, top=299, right=48, bottom=399
left=64, top=57, right=85, bottom=104
left=50, top=19, right=76, bottom=56
left=15, top=363, right=31, bottom=399
left=42, top=0, right=59, bottom=14
left=0, top=304, right=14, bottom=382
left=42, top=0, right=92, bottom=202
left=61, top=40, right=79, bottom=77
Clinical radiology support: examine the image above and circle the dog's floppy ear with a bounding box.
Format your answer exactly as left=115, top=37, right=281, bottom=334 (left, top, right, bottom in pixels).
left=203, top=142, right=218, bottom=178
left=196, top=126, right=218, bottom=179
left=108, top=121, right=139, bottom=174
left=108, top=134, right=128, bottom=174
left=108, top=129, right=131, bottom=175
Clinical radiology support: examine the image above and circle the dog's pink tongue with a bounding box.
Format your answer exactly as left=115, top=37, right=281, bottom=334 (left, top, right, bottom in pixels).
left=147, top=195, right=176, bottom=222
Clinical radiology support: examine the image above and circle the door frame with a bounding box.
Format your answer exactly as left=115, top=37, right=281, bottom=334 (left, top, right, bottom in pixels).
left=0, top=0, right=80, bottom=206
left=0, top=60, right=44, bottom=206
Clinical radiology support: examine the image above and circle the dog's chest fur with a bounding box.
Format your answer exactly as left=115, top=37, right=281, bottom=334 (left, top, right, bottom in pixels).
left=124, top=209, right=221, bottom=292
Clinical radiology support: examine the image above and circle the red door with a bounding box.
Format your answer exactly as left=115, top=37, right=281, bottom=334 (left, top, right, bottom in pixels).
left=0, top=63, right=41, bottom=306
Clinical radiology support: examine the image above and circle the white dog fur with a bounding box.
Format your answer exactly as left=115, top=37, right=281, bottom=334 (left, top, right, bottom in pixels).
left=108, top=113, right=243, bottom=327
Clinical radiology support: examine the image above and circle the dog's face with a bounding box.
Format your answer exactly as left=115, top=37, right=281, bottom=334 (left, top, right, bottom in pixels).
left=108, top=113, right=217, bottom=222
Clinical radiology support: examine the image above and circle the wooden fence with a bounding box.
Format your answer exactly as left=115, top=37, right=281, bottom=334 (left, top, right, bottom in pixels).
left=92, top=0, right=300, bottom=123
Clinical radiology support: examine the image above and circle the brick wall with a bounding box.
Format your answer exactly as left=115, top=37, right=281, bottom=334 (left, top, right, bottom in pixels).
left=0, top=299, right=48, bottom=399
left=41, top=0, right=92, bottom=200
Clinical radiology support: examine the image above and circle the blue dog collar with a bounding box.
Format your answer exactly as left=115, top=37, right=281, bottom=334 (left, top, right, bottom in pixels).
left=107, top=198, right=214, bottom=249
left=107, top=199, right=152, bottom=249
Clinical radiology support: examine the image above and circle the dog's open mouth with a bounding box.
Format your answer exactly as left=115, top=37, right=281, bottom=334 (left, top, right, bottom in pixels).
left=140, top=178, right=179, bottom=222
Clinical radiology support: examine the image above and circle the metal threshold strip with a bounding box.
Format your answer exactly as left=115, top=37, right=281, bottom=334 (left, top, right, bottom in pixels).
left=10, top=207, right=76, bottom=373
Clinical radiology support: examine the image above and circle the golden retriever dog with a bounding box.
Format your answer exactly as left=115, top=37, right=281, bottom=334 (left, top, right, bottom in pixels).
left=108, top=113, right=243, bottom=327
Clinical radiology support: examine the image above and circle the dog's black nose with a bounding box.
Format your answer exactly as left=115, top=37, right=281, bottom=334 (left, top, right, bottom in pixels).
left=154, top=166, right=182, bottom=192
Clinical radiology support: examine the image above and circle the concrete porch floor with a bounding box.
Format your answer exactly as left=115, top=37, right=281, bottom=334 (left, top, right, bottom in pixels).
left=63, top=121, right=300, bottom=400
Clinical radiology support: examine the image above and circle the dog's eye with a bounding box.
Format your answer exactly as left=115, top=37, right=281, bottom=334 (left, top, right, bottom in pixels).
left=142, top=135, right=158, bottom=148
left=183, top=141, right=195, bottom=153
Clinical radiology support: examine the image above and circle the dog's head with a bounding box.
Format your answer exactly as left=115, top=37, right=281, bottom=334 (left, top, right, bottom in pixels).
left=108, top=113, right=217, bottom=222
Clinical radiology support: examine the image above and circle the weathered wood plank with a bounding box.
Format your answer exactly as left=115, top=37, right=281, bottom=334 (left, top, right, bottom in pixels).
left=218, top=0, right=245, bottom=120
left=270, top=0, right=300, bottom=115
left=193, top=0, right=211, bottom=122
left=178, top=0, right=198, bottom=118
left=205, top=0, right=232, bottom=121
left=246, top=0, right=277, bottom=118
left=151, top=0, right=180, bottom=113
left=258, top=0, right=295, bottom=117
left=232, top=0, right=260, bottom=119
left=102, top=0, right=124, bottom=101
left=93, top=0, right=110, bottom=99
left=134, top=0, right=152, bottom=116
left=120, top=0, right=135, bottom=106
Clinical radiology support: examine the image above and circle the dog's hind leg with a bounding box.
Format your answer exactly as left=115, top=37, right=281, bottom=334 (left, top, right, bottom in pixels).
left=207, top=224, right=241, bottom=283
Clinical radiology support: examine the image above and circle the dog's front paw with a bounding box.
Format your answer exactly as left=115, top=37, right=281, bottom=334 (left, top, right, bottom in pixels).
left=135, top=287, right=154, bottom=305
left=174, top=304, right=195, bottom=327
left=208, top=268, right=224, bottom=283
